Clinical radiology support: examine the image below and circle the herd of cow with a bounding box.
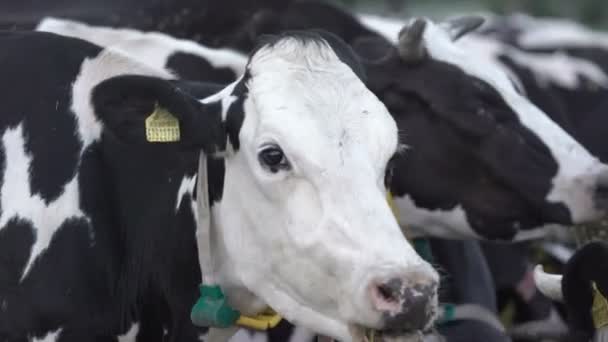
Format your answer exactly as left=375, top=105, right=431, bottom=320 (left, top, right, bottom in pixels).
left=1, top=0, right=608, bottom=341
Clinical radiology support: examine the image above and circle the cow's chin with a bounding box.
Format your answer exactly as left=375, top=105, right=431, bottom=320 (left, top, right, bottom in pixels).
left=347, top=324, right=426, bottom=342
left=227, top=286, right=429, bottom=342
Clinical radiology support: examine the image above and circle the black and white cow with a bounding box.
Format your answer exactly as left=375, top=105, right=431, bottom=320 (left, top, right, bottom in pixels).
left=0, top=29, right=439, bottom=342
left=475, top=13, right=608, bottom=141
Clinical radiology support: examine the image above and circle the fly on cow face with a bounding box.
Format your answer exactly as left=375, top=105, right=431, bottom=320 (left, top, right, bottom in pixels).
left=356, top=17, right=608, bottom=240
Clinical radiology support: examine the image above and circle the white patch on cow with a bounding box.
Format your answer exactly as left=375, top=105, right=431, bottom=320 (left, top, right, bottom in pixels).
left=32, top=328, right=62, bottom=342
left=201, top=35, right=437, bottom=341
left=37, top=17, right=247, bottom=79
left=394, top=195, right=479, bottom=239
left=71, top=48, right=172, bottom=150
left=117, top=322, right=140, bottom=342
left=176, top=175, right=197, bottom=211
left=502, top=14, right=608, bottom=51
left=200, top=77, right=240, bottom=121
left=0, top=125, right=87, bottom=281
left=417, top=18, right=608, bottom=223
left=458, top=34, right=608, bottom=90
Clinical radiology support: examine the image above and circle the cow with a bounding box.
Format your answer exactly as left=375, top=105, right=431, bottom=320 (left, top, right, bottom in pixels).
left=0, top=29, right=439, bottom=342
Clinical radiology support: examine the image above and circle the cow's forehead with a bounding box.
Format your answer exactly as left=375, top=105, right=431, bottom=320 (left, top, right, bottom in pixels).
left=243, top=38, right=398, bottom=165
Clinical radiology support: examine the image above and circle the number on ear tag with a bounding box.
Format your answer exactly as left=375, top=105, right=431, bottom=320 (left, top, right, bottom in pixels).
left=145, top=104, right=180, bottom=142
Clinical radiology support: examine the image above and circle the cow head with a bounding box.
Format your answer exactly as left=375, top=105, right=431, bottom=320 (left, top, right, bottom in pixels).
left=353, top=17, right=608, bottom=240
left=92, top=31, right=438, bottom=341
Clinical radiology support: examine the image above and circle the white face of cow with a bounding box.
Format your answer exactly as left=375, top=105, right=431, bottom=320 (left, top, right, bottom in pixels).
left=201, top=34, right=438, bottom=340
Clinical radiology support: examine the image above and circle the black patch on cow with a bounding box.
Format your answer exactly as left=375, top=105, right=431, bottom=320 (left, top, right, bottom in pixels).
left=0, top=31, right=99, bottom=203
left=251, top=29, right=366, bottom=82
left=0, top=218, right=35, bottom=293
left=562, top=241, right=608, bottom=341
left=166, top=52, right=237, bottom=84
left=367, top=57, right=568, bottom=239
left=207, top=157, right=226, bottom=206
left=0, top=217, right=106, bottom=338
left=225, top=72, right=249, bottom=152
left=172, top=80, right=223, bottom=100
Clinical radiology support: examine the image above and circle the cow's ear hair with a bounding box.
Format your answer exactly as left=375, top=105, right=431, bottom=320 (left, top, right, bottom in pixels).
left=92, top=75, right=225, bottom=153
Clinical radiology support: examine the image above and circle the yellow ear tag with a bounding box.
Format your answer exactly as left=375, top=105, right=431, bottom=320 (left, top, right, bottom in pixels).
left=592, top=282, right=608, bottom=329
left=145, top=104, right=181, bottom=142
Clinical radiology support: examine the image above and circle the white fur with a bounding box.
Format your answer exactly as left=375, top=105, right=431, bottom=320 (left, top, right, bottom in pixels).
left=36, top=17, right=247, bottom=80
left=533, top=265, right=563, bottom=301
left=498, top=13, right=608, bottom=51
left=176, top=175, right=197, bottom=211
left=117, top=323, right=140, bottom=342
left=199, top=37, right=438, bottom=341
left=458, top=34, right=608, bottom=90
left=32, top=328, right=62, bottom=342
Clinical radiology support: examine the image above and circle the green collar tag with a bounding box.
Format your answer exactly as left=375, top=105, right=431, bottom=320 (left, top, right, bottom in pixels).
left=191, top=285, right=240, bottom=328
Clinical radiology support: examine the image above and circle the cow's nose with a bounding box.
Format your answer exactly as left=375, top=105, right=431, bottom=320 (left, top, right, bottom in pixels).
left=369, top=272, right=438, bottom=333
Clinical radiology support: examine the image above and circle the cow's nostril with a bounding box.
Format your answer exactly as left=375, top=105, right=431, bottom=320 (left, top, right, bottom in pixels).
left=370, top=278, right=404, bottom=312
left=377, top=283, right=398, bottom=303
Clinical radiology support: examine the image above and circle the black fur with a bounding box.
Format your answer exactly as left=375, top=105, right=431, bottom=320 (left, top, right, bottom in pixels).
left=562, top=241, right=608, bottom=341
left=166, top=52, right=237, bottom=84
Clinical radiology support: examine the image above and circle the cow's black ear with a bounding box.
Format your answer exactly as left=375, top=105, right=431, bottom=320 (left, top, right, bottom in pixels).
left=92, top=75, right=225, bottom=154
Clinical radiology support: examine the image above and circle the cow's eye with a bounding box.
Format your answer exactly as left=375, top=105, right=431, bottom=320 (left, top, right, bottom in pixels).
left=258, top=145, right=290, bottom=173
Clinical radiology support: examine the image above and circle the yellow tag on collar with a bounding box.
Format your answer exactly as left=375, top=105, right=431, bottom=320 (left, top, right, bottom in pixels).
left=236, top=308, right=282, bottom=330
left=145, top=104, right=180, bottom=142
left=592, top=282, right=608, bottom=329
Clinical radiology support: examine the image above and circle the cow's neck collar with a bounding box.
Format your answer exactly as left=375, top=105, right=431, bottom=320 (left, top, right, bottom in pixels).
left=191, top=153, right=283, bottom=333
